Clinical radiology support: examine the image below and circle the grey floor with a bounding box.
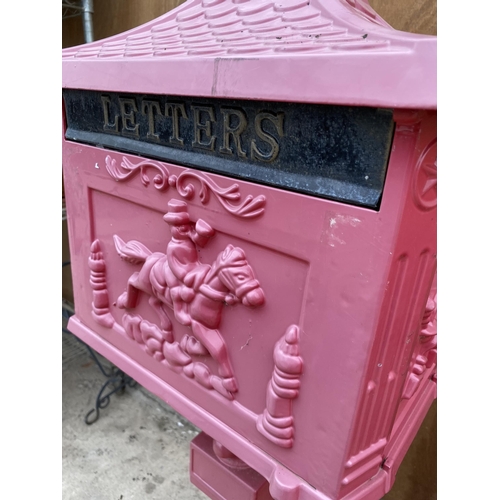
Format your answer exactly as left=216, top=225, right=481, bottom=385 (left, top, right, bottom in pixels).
left=62, top=329, right=209, bottom=500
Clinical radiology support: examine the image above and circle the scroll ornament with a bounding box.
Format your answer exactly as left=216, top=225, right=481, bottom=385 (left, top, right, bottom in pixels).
left=105, top=155, right=266, bottom=218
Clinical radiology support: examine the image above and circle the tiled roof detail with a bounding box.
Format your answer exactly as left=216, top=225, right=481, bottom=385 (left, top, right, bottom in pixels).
left=63, top=0, right=393, bottom=59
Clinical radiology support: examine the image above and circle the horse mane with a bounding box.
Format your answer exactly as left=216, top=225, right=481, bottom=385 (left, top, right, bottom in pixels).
left=205, top=244, right=248, bottom=282
left=219, top=245, right=248, bottom=268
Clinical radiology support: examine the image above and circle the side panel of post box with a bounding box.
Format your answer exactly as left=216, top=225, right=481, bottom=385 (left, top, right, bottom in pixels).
left=337, top=110, right=437, bottom=499
left=62, top=122, right=406, bottom=498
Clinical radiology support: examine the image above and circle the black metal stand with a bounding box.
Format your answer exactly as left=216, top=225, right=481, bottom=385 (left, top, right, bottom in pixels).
left=81, top=349, right=137, bottom=425
left=63, top=261, right=137, bottom=425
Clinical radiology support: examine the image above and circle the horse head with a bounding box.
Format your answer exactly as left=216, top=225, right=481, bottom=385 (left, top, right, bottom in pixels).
left=215, top=245, right=265, bottom=308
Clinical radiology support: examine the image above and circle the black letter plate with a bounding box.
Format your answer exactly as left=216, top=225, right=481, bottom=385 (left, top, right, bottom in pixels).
left=63, top=89, right=394, bottom=209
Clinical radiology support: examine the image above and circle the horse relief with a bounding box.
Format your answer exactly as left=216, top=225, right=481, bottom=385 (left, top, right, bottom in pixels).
left=113, top=199, right=265, bottom=400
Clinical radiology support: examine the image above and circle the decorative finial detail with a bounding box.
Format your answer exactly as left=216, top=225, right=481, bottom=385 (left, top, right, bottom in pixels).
left=89, top=239, right=115, bottom=328
left=257, top=324, right=303, bottom=448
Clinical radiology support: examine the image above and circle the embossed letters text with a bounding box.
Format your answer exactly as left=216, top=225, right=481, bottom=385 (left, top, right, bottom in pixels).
left=100, top=94, right=284, bottom=163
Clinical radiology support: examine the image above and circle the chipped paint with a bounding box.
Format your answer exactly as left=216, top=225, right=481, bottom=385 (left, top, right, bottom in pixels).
left=322, top=213, right=362, bottom=247
left=333, top=215, right=362, bottom=227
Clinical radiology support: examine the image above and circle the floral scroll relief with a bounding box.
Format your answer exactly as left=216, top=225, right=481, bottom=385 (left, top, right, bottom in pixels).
left=257, top=324, right=304, bottom=448
left=112, top=198, right=266, bottom=400
left=105, top=155, right=266, bottom=218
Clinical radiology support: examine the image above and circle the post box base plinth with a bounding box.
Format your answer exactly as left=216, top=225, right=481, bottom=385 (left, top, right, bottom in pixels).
left=190, top=432, right=273, bottom=500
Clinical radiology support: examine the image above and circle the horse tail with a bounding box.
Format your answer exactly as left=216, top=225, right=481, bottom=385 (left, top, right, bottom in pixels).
left=113, top=235, right=152, bottom=264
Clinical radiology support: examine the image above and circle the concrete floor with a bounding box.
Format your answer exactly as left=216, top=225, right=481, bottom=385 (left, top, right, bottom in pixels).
left=62, top=330, right=208, bottom=500
left=62, top=326, right=436, bottom=500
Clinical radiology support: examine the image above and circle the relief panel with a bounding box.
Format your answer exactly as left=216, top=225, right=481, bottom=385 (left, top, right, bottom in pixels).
left=87, top=183, right=309, bottom=421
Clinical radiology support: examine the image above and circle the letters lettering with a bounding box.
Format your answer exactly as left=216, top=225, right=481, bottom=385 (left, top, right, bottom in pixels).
left=101, top=95, right=119, bottom=133
left=251, top=112, right=284, bottom=163
left=141, top=100, right=162, bottom=141
left=219, top=108, right=248, bottom=158
left=98, top=94, right=285, bottom=163
left=191, top=105, right=216, bottom=151
left=119, top=98, right=140, bottom=137
left=165, top=103, right=188, bottom=147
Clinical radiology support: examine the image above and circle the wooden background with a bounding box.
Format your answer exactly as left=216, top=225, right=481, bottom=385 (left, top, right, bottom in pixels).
left=62, top=2, right=437, bottom=499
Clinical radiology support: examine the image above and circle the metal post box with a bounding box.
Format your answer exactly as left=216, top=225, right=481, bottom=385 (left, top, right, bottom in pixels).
left=62, top=1, right=436, bottom=499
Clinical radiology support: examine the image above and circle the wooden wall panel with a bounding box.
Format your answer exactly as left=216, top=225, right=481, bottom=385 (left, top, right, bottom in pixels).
left=62, top=15, right=85, bottom=48
left=371, top=0, right=436, bottom=36
left=383, top=401, right=437, bottom=500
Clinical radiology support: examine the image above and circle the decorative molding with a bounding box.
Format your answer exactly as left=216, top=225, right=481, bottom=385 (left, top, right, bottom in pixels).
left=114, top=199, right=265, bottom=399
left=412, top=138, right=437, bottom=211
left=88, top=239, right=115, bottom=328
left=349, top=255, right=408, bottom=457
left=345, top=437, right=387, bottom=470
left=341, top=437, right=386, bottom=490
left=341, top=454, right=384, bottom=487
left=341, top=252, right=435, bottom=500
left=257, top=324, right=303, bottom=448
left=105, top=155, right=266, bottom=218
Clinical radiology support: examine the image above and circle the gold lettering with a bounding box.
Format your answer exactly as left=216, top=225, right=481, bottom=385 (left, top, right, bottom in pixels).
left=219, top=108, right=247, bottom=158
left=101, top=95, right=119, bottom=133
left=141, top=100, right=162, bottom=141
left=166, top=103, right=188, bottom=146
left=118, top=98, right=139, bottom=137
left=191, top=105, right=216, bottom=151
left=251, top=112, right=284, bottom=162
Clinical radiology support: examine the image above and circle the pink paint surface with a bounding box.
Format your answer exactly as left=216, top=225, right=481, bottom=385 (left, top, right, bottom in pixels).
left=62, top=2, right=436, bottom=499
left=62, top=0, right=436, bottom=109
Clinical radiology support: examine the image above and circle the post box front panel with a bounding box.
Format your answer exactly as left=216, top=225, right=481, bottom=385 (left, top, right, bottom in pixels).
left=62, top=125, right=403, bottom=497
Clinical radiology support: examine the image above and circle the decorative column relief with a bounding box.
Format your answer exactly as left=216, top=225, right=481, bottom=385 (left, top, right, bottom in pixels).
left=89, top=239, right=115, bottom=328
left=257, top=324, right=303, bottom=448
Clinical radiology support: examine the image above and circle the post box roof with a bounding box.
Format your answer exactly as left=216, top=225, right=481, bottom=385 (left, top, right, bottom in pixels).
left=62, top=0, right=436, bottom=109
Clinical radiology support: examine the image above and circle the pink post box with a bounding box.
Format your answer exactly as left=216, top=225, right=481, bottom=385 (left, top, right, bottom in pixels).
left=62, top=1, right=436, bottom=499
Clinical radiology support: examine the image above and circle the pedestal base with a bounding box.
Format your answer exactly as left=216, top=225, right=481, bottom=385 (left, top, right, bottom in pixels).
left=190, top=432, right=273, bottom=500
